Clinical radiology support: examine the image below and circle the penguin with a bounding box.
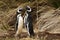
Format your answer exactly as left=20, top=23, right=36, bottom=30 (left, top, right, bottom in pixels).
left=15, top=8, right=23, bottom=37
left=24, top=6, right=35, bottom=37
left=15, top=8, right=23, bottom=31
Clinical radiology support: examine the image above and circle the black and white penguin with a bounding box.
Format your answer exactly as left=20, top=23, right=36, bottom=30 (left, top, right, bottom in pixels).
left=15, top=8, right=23, bottom=36
left=24, top=6, right=35, bottom=37
left=15, top=8, right=23, bottom=31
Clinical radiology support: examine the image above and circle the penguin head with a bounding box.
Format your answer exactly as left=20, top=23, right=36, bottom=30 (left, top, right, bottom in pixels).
left=26, top=6, right=31, bottom=13
left=17, top=8, right=23, bottom=14
left=17, top=8, right=25, bottom=16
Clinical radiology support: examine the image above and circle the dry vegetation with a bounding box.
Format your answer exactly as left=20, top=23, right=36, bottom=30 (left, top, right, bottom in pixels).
left=0, top=0, right=60, bottom=40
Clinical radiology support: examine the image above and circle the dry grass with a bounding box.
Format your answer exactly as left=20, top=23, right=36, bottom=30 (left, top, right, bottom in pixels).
left=0, top=0, right=60, bottom=40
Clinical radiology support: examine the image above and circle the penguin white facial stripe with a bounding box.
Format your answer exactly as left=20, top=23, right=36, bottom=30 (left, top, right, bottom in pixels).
left=17, top=8, right=23, bottom=13
left=27, top=8, right=31, bottom=12
left=26, top=6, right=31, bottom=12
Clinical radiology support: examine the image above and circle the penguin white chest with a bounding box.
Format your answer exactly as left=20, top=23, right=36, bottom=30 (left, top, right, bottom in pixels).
left=18, top=16, right=23, bottom=25
left=15, top=14, right=23, bottom=36
left=17, top=14, right=23, bottom=26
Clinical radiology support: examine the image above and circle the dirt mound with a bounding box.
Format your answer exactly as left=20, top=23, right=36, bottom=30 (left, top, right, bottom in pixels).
left=35, top=7, right=60, bottom=34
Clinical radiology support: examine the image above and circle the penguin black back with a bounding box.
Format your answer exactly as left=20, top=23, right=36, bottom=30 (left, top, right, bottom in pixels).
left=26, top=6, right=35, bottom=37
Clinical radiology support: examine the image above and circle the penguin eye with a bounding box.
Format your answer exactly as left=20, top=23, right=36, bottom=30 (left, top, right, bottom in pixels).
left=19, top=9, right=22, bottom=11
left=27, top=8, right=30, bottom=10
